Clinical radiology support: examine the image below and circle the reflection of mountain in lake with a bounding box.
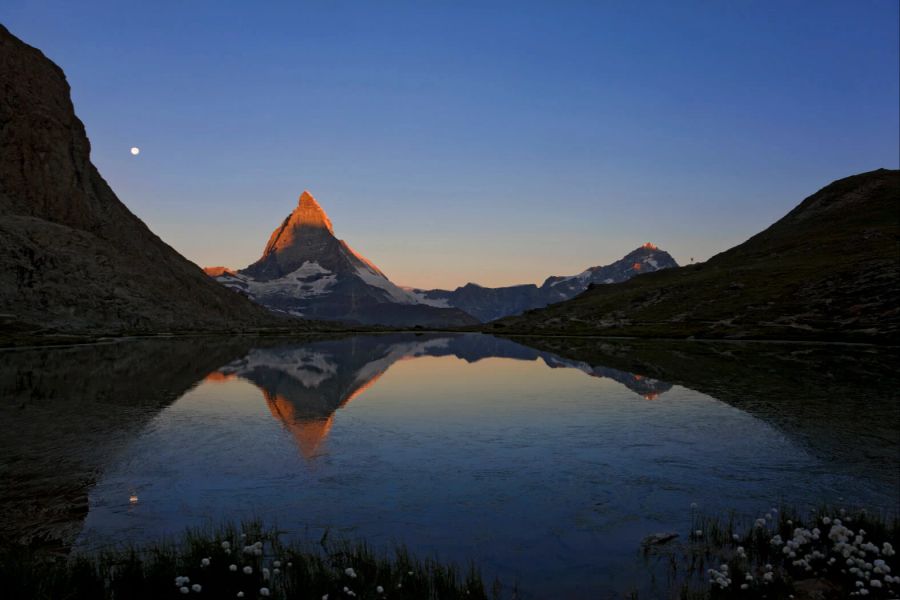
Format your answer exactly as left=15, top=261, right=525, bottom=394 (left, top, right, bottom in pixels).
left=3, top=332, right=896, bottom=556
left=208, top=334, right=673, bottom=457
left=509, top=336, right=900, bottom=488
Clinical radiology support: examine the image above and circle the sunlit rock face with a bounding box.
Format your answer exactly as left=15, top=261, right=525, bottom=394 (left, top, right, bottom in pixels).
left=0, top=25, right=280, bottom=333
left=414, top=244, right=679, bottom=322
left=205, top=192, right=479, bottom=327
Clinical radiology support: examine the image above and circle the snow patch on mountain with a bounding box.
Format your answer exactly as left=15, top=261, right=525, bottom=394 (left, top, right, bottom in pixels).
left=408, top=291, right=452, bottom=308
left=353, top=265, right=419, bottom=304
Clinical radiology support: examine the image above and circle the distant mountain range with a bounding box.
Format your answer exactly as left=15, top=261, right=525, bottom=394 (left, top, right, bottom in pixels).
left=0, top=25, right=284, bottom=335
left=411, top=243, right=678, bottom=321
left=205, top=193, right=677, bottom=326
left=493, top=169, right=900, bottom=343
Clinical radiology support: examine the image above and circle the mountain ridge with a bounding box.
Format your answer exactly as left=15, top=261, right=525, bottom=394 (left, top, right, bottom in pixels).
left=412, top=244, right=679, bottom=322
left=491, top=168, right=900, bottom=342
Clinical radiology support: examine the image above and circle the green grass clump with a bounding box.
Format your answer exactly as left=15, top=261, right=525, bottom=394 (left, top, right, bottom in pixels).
left=0, top=521, right=495, bottom=600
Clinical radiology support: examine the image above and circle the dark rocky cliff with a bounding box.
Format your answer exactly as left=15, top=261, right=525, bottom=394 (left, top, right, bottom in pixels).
left=0, top=24, right=287, bottom=334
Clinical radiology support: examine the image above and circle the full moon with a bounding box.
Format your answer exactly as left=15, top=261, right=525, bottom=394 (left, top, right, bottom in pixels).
left=130, top=147, right=140, bottom=156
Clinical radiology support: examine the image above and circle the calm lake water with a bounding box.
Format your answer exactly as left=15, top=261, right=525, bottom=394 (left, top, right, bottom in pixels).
left=1, top=333, right=897, bottom=597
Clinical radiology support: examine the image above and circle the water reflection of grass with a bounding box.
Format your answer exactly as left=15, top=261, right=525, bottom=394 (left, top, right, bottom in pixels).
left=645, top=505, right=899, bottom=599
left=1, top=521, right=495, bottom=600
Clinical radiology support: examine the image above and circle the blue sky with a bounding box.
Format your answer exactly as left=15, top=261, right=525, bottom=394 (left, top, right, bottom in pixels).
left=3, top=1, right=898, bottom=288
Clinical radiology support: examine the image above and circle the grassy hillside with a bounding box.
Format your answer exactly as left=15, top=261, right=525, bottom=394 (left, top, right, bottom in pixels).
left=490, top=169, right=899, bottom=343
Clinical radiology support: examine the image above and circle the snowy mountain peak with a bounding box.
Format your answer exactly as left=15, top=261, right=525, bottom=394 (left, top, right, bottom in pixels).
left=206, top=192, right=478, bottom=327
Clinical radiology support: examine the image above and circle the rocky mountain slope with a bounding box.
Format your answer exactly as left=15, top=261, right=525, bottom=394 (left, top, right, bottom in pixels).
left=0, top=25, right=286, bottom=334
left=413, top=244, right=678, bottom=321
left=493, top=169, right=900, bottom=342
left=205, top=192, right=478, bottom=327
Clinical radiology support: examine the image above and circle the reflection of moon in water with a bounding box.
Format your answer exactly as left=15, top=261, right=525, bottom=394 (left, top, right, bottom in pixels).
left=130, top=147, right=140, bottom=156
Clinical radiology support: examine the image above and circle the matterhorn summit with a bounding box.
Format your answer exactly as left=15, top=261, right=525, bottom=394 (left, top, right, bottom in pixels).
left=206, top=192, right=478, bottom=327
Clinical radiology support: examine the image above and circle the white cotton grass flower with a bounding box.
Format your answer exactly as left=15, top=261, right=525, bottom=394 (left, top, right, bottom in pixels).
left=273, top=561, right=281, bottom=568
left=180, top=587, right=189, bottom=595
left=344, top=567, right=357, bottom=578
left=191, top=584, right=201, bottom=593
left=322, top=595, right=329, bottom=600
left=237, top=593, right=244, bottom=599
left=222, top=541, right=231, bottom=550
left=376, top=586, right=384, bottom=593
left=243, top=566, right=253, bottom=575
left=695, top=530, right=703, bottom=537
left=260, top=588, right=271, bottom=597
left=201, top=558, right=210, bottom=567
left=273, top=568, right=280, bottom=575
left=229, top=564, right=238, bottom=572
left=262, top=568, right=270, bottom=580
left=175, top=576, right=190, bottom=586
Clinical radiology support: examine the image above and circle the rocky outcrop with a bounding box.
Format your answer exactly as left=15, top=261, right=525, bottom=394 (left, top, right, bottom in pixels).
left=0, top=25, right=286, bottom=334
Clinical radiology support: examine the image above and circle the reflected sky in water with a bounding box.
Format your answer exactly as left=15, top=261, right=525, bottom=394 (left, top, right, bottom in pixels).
left=70, top=334, right=897, bottom=598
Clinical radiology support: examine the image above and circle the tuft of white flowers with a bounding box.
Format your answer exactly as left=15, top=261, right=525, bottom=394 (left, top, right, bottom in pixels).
left=707, top=565, right=731, bottom=589
left=344, top=567, right=357, bottom=578
left=243, top=541, right=264, bottom=556
left=702, top=509, right=899, bottom=597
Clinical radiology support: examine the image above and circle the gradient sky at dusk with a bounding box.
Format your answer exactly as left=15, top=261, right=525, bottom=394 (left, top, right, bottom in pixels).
left=2, top=1, right=898, bottom=289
